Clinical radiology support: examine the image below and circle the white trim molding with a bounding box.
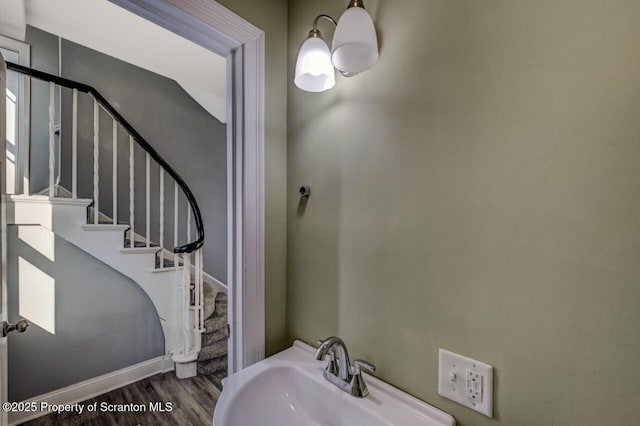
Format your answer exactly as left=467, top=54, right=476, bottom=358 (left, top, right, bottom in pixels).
left=8, top=356, right=174, bottom=425
left=232, top=35, right=266, bottom=371
left=107, top=0, right=266, bottom=373
left=0, top=35, right=30, bottom=196
left=1, top=52, right=9, bottom=426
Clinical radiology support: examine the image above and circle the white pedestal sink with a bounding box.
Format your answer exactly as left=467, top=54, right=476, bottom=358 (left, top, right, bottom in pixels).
left=213, top=340, right=455, bottom=426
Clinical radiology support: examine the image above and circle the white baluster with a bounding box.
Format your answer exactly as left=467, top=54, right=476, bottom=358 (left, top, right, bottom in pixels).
left=174, top=182, right=179, bottom=272
left=146, top=152, right=150, bottom=247
left=174, top=184, right=179, bottom=342
left=195, top=247, right=200, bottom=332
left=201, top=250, right=205, bottom=332
left=112, top=120, right=118, bottom=224
left=183, top=252, right=192, bottom=354
left=199, top=249, right=204, bottom=330
left=72, top=89, right=78, bottom=199
left=159, top=169, right=164, bottom=268
left=93, top=99, right=99, bottom=223
left=129, top=136, right=135, bottom=246
left=48, top=82, right=55, bottom=197
left=176, top=252, right=182, bottom=350
left=187, top=205, right=192, bottom=248
left=22, top=75, right=31, bottom=196
left=186, top=206, right=193, bottom=341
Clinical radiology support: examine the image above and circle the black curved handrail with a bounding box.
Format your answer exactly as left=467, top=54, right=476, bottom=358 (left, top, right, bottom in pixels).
left=6, top=61, right=204, bottom=254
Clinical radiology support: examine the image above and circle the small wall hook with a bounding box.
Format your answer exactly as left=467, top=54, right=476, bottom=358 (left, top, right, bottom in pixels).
left=299, top=186, right=311, bottom=197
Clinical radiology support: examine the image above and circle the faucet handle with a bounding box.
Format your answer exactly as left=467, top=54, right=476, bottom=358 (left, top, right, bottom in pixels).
left=325, top=349, right=339, bottom=376
left=350, top=359, right=376, bottom=398
left=352, top=359, right=376, bottom=374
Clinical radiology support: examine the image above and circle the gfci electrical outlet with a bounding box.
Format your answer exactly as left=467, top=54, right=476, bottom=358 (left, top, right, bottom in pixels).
left=438, top=349, right=493, bottom=417
left=465, top=369, right=482, bottom=401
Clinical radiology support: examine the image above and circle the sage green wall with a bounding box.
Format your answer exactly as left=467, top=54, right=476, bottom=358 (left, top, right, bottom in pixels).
left=287, top=1, right=640, bottom=425
left=217, top=0, right=289, bottom=355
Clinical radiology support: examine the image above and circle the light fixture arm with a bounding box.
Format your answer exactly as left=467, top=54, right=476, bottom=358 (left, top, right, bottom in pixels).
left=313, top=14, right=337, bottom=31
left=309, top=14, right=337, bottom=38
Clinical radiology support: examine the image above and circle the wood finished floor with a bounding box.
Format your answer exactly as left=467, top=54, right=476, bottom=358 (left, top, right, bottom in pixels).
left=22, top=372, right=221, bottom=426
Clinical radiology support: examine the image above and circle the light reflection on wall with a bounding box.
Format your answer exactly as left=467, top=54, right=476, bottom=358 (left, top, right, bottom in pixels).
left=18, top=225, right=55, bottom=262
left=18, top=256, right=56, bottom=335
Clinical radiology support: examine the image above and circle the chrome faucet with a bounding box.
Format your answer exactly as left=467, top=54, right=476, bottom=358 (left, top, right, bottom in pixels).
left=315, top=336, right=376, bottom=398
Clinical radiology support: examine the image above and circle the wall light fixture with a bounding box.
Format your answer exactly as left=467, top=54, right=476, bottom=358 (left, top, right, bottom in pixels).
left=294, top=0, right=379, bottom=93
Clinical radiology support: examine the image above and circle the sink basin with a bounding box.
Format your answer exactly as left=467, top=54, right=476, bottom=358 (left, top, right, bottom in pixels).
left=222, top=365, right=385, bottom=425
left=213, top=341, right=455, bottom=426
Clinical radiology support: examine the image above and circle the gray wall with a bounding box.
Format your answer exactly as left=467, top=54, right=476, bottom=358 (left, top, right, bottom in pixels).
left=26, top=26, right=227, bottom=280
left=7, top=225, right=164, bottom=401
left=287, top=1, right=640, bottom=425
left=218, top=0, right=289, bottom=355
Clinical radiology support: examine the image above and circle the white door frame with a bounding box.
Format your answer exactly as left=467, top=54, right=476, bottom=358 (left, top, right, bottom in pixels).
left=107, top=0, right=265, bottom=373
left=0, top=35, right=30, bottom=196
left=0, top=53, right=8, bottom=426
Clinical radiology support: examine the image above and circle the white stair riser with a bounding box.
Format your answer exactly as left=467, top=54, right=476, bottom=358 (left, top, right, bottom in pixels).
left=8, top=200, right=88, bottom=231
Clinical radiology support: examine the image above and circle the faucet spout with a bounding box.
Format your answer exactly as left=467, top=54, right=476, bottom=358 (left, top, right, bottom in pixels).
left=315, top=336, right=351, bottom=380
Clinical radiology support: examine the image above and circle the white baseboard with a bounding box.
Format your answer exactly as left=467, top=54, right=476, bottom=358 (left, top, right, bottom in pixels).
left=9, top=355, right=174, bottom=425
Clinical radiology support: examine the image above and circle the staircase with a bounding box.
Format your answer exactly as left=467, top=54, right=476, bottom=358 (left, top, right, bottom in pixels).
left=5, top=60, right=228, bottom=382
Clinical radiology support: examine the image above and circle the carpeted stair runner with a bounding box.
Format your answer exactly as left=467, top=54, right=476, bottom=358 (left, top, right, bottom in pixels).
left=197, top=287, right=228, bottom=389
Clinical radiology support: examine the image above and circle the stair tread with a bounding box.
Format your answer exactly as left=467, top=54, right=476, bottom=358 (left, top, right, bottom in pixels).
left=120, top=247, right=160, bottom=254
left=9, top=195, right=93, bottom=205
left=151, top=266, right=183, bottom=273
left=212, top=305, right=227, bottom=317
left=81, top=224, right=130, bottom=231
left=198, top=355, right=227, bottom=367
left=155, top=259, right=184, bottom=268
left=203, top=328, right=228, bottom=347
left=98, top=220, right=129, bottom=226
left=197, top=355, right=227, bottom=379
left=198, top=354, right=227, bottom=366
left=198, top=341, right=228, bottom=362
left=125, top=239, right=159, bottom=248
left=202, top=282, right=217, bottom=320
left=204, top=315, right=226, bottom=333
left=211, top=293, right=227, bottom=318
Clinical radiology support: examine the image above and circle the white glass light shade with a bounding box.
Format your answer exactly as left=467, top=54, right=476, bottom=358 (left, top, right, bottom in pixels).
left=294, top=37, right=336, bottom=92
left=331, top=7, right=379, bottom=74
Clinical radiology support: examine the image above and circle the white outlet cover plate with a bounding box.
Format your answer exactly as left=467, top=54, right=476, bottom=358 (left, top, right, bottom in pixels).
left=438, top=349, right=493, bottom=417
